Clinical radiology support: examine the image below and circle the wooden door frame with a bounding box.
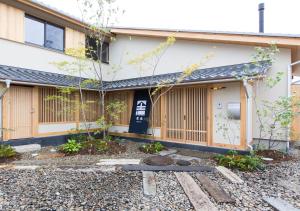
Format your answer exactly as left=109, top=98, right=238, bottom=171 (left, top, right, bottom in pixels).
left=160, top=84, right=210, bottom=145
left=2, top=85, right=37, bottom=140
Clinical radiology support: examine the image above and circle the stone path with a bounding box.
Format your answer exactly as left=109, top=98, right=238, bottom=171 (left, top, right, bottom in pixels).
left=215, top=166, right=244, bottom=184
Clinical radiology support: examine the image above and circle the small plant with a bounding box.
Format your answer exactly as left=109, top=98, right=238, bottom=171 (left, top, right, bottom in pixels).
left=140, top=142, right=165, bottom=154
left=214, top=150, right=264, bottom=171
left=96, top=140, right=109, bottom=153
left=60, top=139, right=82, bottom=154
left=0, top=145, right=16, bottom=158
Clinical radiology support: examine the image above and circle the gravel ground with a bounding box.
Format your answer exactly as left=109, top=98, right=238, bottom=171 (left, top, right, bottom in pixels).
left=1, top=142, right=300, bottom=210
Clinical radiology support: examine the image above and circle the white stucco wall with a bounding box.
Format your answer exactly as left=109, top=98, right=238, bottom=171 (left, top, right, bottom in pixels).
left=0, top=38, right=108, bottom=79
left=212, top=82, right=241, bottom=145
left=108, top=125, right=161, bottom=137
left=38, top=123, right=76, bottom=134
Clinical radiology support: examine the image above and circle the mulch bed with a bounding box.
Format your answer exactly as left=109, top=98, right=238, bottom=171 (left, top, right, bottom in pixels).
left=0, top=153, right=21, bottom=164
left=77, top=140, right=126, bottom=155
left=256, top=150, right=294, bottom=163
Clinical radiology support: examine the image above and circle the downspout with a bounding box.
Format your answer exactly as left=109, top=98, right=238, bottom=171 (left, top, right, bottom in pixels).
left=0, top=79, right=12, bottom=141
left=243, top=79, right=253, bottom=151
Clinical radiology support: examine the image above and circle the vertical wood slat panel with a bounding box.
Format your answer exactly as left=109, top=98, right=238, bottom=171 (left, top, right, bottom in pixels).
left=292, top=85, right=300, bottom=140
left=0, top=2, right=24, bottom=42
left=164, top=86, right=208, bottom=145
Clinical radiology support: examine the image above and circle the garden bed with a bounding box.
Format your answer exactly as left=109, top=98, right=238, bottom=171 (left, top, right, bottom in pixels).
left=256, top=149, right=294, bottom=163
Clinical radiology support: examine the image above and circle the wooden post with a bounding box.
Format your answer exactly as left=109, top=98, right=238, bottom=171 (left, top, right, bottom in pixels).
left=75, top=92, right=80, bottom=130
left=160, top=88, right=166, bottom=139
left=207, top=86, right=212, bottom=146
left=240, top=82, right=247, bottom=149
left=32, top=86, right=39, bottom=137
left=2, top=86, right=9, bottom=141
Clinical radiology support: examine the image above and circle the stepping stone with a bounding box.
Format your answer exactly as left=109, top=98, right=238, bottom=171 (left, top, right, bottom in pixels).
left=13, top=165, right=39, bottom=170
left=158, top=149, right=177, bottom=156
left=175, top=172, right=218, bottom=211
left=96, top=159, right=141, bottom=165
left=122, top=164, right=214, bottom=172
left=263, top=197, right=300, bottom=211
left=13, top=144, right=41, bottom=153
left=196, top=174, right=235, bottom=203
left=143, top=156, right=174, bottom=166
left=176, top=160, right=191, bottom=166
left=169, top=154, right=201, bottom=162
left=142, top=171, right=156, bottom=196
left=215, top=166, right=243, bottom=184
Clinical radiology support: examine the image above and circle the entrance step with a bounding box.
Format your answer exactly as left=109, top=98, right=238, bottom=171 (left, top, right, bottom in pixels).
left=142, top=171, right=156, bottom=196
left=196, top=174, right=235, bottom=203
left=215, top=166, right=243, bottom=184
left=175, top=172, right=218, bottom=211
left=263, top=197, right=300, bottom=211
left=13, top=144, right=41, bottom=153
left=122, top=165, right=214, bottom=172
left=96, top=159, right=141, bottom=165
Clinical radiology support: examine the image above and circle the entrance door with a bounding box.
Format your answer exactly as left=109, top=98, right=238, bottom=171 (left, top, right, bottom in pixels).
left=163, top=86, right=208, bottom=145
left=4, top=86, right=33, bottom=140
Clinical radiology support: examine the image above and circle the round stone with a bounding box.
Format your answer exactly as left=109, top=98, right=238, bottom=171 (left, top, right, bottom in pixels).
left=176, top=160, right=191, bottom=166
left=143, top=156, right=174, bottom=166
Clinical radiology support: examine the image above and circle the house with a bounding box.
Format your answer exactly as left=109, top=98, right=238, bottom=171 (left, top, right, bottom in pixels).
left=0, top=0, right=299, bottom=151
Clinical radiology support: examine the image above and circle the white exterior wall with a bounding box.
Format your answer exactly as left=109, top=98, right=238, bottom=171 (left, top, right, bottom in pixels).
left=38, top=123, right=76, bottom=134
left=0, top=38, right=108, bottom=79
left=110, top=35, right=291, bottom=145
left=212, top=82, right=241, bottom=145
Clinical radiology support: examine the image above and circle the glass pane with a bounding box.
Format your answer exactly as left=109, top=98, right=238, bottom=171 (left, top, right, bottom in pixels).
left=25, top=17, right=44, bottom=46
left=45, top=24, right=64, bottom=51
left=101, top=42, right=109, bottom=63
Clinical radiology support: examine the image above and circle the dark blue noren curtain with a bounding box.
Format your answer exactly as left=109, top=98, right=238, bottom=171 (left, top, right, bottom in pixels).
left=128, top=89, right=151, bottom=134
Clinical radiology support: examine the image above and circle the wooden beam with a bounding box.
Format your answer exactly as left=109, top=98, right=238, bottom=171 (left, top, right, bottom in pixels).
left=111, top=28, right=300, bottom=48
left=32, top=86, right=39, bottom=137
left=175, top=172, right=218, bottom=211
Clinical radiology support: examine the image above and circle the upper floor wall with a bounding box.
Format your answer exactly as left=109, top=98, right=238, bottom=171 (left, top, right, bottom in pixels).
left=0, top=2, right=85, bottom=50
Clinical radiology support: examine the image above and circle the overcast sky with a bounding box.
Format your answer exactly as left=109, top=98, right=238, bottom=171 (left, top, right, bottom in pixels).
left=37, top=0, right=299, bottom=35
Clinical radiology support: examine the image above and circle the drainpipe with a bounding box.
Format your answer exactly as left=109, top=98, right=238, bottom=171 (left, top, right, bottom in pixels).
left=287, top=61, right=300, bottom=151
left=0, top=79, right=12, bottom=141
left=243, top=79, right=253, bottom=151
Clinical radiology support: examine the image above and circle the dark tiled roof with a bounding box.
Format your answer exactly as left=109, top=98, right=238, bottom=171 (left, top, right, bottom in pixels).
left=0, top=65, right=99, bottom=90
left=104, top=61, right=271, bottom=90
left=0, top=61, right=270, bottom=91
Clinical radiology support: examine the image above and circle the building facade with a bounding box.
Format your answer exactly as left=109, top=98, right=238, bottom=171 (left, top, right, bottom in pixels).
left=0, top=0, right=300, bottom=150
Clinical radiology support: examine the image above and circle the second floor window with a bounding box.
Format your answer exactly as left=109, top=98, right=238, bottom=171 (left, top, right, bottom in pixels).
left=86, top=36, right=109, bottom=64
left=25, top=15, right=64, bottom=51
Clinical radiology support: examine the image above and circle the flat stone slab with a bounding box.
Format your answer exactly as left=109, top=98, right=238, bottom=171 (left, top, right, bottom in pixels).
left=122, top=164, right=214, bottom=172
left=13, top=144, right=41, bottom=153
left=57, top=166, right=116, bottom=172
left=175, top=172, right=218, bottom=211
left=158, top=149, right=177, bottom=156
left=176, top=160, right=191, bottom=166
left=96, top=159, right=141, bottom=165
left=263, top=197, right=300, bottom=211
left=13, top=165, right=39, bottom=170
left=196, top=174, right=235, bottom=203
left=216, top=166, right=243, bottom=184
left=142, top=171, right=156, bottom=196
left=143, top=156, right=174, bottom=166
left=169, top=154, right=202, bottom=162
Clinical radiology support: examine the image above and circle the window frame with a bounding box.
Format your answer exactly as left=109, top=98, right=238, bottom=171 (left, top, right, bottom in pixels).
left=25, top=15, right=65, bottom=52
left=86, top=36, right=110, bottom=64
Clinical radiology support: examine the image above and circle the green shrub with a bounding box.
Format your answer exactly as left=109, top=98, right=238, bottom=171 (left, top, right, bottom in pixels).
left=60, top=139, right=82, bottom=154
left=96, top=140, right=109, bottom=153
left=0, top=145, right=16, bottom=158
left=140, top=142, right=165, bottom=154
left=214, top=150, right=264, bottom=171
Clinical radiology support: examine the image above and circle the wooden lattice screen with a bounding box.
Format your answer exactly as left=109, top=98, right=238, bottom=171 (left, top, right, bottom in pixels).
left=39, top=87, right=76, bottom=123
left=79, top=91, right=101, bottom=122
left=164, top=86, right=208, bottom=144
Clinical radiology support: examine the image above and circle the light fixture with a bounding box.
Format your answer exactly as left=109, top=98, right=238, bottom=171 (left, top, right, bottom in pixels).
left=5, top=79, right=11, bottom=88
